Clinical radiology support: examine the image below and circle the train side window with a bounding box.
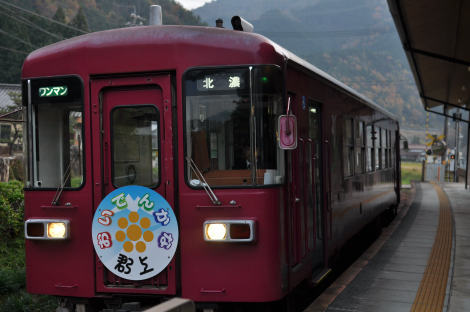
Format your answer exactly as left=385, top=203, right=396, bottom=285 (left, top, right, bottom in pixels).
left=382, top=128, right=388, bottom=168
left=111, top=106, right=159, bottom=188
left=366, top=125, right=374, bottom=172
left=375, top=126, right=381, bottom=170
left=342, top=117, right=354, bottom=177
left=355, top=120, right=365, bottom=174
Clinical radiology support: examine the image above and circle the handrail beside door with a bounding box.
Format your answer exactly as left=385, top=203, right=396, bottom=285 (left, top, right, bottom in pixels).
left=306, top=139, right=316, bottom=252
left=324, top=140, right=332, bottom=240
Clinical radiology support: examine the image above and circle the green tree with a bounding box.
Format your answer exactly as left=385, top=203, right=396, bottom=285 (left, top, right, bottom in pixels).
left=0, top=11, right=31, bottom=83
left=411, top=135, right=421, bottom=144
left=0, top=180, right=24, bottom=240
left=28, top=10, right=56, bottom=48
left=52, top=6, right=67, bottom=38
left=69, top=6, right=90, bottom=34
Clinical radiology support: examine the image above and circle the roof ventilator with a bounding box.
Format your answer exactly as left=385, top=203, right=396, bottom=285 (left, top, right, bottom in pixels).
left=149, top=5, right=163, bottom=26
left=215, top=18, right=225, bottom=28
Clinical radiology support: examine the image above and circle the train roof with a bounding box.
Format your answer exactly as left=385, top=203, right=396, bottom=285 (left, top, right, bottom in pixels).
left=23, top=25, right=397, bottom=122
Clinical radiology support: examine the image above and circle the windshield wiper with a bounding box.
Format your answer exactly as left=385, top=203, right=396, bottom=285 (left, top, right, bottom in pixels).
left=186, top=157, right=221, bottom=205
left=51, top=163, right=71, bottom=206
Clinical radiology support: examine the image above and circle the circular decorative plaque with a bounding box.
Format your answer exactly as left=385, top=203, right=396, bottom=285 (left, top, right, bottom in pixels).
left=92, top=185, right=178, bottom=280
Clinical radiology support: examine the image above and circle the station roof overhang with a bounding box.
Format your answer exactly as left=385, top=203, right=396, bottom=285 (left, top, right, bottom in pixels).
left=387, top=0, right=470, bottom=123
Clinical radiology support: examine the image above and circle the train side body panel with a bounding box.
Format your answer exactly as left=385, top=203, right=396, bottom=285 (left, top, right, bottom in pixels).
left=284, top=63, right=399, bottom=265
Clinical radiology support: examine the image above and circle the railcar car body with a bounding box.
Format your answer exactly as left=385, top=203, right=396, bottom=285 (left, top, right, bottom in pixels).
left=21, top=22, right=400, bottom=310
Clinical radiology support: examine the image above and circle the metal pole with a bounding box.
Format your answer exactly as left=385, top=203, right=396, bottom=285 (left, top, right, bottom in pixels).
left=444, top=109, right=448, bottom=165
left=422, top=159, right=425, bottom=182
left=27, top=80, right=33, bottom=188
left=466, top=118, right=470, bottom=189
left=456, top=117, right=460, bottom=182
left=454, top=114, right=458, bottom=182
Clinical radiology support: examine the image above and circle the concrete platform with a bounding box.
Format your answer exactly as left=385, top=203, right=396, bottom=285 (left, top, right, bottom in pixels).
left=305, top=181, right=470, bottom=312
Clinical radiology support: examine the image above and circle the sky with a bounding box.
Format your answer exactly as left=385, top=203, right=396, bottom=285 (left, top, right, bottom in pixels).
left=175, top=0, right=213, bottom=10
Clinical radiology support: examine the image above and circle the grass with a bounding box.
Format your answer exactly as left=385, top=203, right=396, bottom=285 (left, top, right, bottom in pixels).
left=0, top=236, right=58, bottom=312
left=401, top=161, right=423, bottom=185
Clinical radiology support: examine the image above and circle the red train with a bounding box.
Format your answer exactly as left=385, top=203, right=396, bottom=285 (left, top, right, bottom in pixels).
left=21, top=12, right=400, bottom=312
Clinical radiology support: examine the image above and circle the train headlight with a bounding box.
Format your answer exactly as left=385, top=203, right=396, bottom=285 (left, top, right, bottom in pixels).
left=204, top=220, right=256, bottom=242
left=47, top=223, right=66, bottom=238
left=206, top=224, right=227, bottom=240
left=25, top=219, right=70, bottom=240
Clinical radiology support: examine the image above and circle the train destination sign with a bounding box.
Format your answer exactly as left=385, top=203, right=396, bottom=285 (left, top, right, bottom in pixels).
left=92, top=186, right=179, bottom=280
left=197, top=72, right=245, bottom=91
left=39, top=86, right=68, bottom=97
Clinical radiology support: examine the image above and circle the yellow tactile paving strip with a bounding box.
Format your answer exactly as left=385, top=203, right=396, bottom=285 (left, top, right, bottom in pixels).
left=411, top=181, right=453, bottom=312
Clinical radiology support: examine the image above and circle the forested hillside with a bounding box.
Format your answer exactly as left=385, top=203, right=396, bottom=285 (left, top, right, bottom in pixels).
left=0, top=0, right=206, bottom=84
left=195, top=0, right=431, bottom=130
left=304, top=50, right=424, bottom=127
left=0, top=0, right=432, bottom=129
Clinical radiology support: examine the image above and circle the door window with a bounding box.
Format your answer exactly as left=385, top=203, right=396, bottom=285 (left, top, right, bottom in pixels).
left=342, top=116, right=354, bottom=177
left=355, top=120, right=365, bottom=174
left=366, top=125, right=374, bottom=172
left=308, top=101, right=324, bottom=272
left=111, top=105, right=159, bottom=188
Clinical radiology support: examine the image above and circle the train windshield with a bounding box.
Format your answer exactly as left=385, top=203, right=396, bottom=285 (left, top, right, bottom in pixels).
left=23, top=77, right=84, bottom=189
left=184, top=66, right=285, bottom=187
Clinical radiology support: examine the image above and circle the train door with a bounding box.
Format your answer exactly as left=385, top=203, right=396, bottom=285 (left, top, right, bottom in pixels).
left=308, top=100, right=328, bottom=282
left=90, top=74, right=178, bottom=295
left=288, top=95, right=327, bottom=288
left=287, top=92, right=303, bottom=273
